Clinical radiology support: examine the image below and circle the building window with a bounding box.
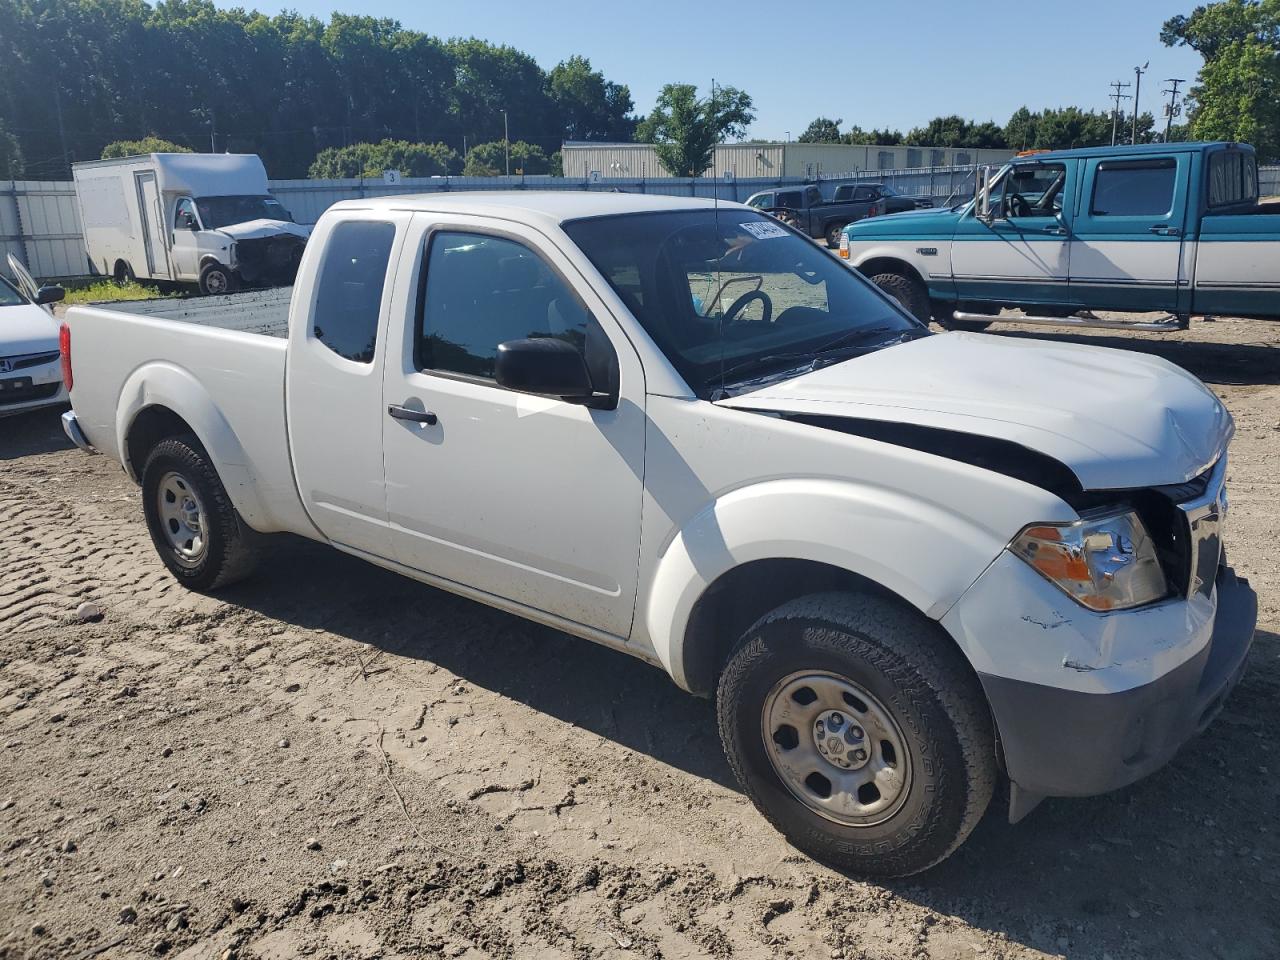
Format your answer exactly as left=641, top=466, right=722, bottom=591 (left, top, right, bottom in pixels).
left=878, top=151, right=895, bottom=170
left=906, top=149, right=923, bottom=168
left=930, top=149, right=947, bottom=167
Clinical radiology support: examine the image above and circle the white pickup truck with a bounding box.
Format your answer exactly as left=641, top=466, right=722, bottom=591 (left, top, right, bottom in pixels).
left=60, top=192, right=1257, bottom=876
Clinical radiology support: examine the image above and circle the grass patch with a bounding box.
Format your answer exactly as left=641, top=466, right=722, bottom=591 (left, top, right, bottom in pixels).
left=61, top=280, right=176, bottom=305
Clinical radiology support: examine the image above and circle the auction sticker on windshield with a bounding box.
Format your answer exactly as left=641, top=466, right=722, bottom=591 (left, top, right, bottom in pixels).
left=740, top=221, right=789, bottom=240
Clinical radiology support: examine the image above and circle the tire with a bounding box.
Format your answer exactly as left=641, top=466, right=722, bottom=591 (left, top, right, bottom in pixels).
left=141, top=435, right=258, bottom=591
left=825, top=221, right=848, bottom=249
left=868, top=271, right=929, bottom=323
left=112, top=261, right=136, bottom=285
left=198, top=262, right=238, bottom=296
left=716, top=592, right=995, bottom=877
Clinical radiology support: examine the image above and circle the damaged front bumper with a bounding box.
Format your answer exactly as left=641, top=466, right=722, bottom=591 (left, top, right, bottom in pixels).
left=942, top=555, right=1257, bottom=820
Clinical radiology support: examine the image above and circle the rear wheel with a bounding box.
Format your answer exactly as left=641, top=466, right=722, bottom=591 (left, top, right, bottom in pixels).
left=716, top=592, right=995, bottom=877
left=112, top=260, right=135, bottom=285
left=868, top=271, right=929, bottom=323
left=141, top=435, right=258, bottom=591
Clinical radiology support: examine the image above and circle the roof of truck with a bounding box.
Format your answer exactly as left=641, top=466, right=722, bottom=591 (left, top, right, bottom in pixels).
left=1021, top=141, right=1249, bottom=162
left=326, top=190, right=740, bottom=225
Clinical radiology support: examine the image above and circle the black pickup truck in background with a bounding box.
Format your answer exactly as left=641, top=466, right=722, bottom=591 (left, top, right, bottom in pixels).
left=745, top=183, right=928, bottom=248
left=833, top=182, right=933, bottom=211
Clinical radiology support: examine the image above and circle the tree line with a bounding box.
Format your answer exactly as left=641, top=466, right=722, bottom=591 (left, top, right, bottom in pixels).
left=797, top=108, right=1177, bottom=152
left=0, top=0, right=636, bottom=179
left=0, top=0, right=1275, bottom=182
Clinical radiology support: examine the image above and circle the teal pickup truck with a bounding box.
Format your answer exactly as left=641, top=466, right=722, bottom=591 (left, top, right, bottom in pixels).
left=840, top=142, right=1280, bottom=331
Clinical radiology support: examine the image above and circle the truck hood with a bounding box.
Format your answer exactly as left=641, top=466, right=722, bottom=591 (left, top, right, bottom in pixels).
left=0, top=301, right=59, bottom=357
left=848, top=208, right=960, bottom=237
left=717, top=332, right=1232, bottom=491
left=216, top=219, right=311, bottom=242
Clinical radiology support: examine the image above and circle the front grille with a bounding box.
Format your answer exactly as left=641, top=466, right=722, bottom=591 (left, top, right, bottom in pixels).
left=0, top=350, right=60, bottom=372
left=0, top=381, right=60, bottom=407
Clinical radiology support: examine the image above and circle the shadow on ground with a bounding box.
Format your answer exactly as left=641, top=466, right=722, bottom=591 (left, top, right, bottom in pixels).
left=0, top=405, right=72, bottom=460
left=223, top=533, right=1280, bottom=959
left=986, top=327, right=1280, bottom=386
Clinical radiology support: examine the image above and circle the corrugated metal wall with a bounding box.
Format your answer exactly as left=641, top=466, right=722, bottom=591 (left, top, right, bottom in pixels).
left=7, top=166, right=1279, bottom=280
left=1, top=181, right=85, bottom=279
left=560, top=142, right=1016, bottom=179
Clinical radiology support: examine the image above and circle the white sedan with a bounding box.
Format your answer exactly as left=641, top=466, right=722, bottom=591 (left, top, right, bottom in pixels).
left=2, top=255, right=67, bottom=417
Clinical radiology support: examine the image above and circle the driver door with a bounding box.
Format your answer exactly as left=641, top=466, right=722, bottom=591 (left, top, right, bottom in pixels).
left=170, top=198, right=202, bottom=281
left=380, top=213, right=647, bottom=638
left=950, top=161, right=1074, bottom=309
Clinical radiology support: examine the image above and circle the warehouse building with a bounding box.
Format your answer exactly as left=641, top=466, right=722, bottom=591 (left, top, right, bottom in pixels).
left=560, top=141, right=1016, bottom=179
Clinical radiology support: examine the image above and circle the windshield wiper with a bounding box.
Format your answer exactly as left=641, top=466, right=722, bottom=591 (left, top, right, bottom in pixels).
left=716, top=325, right=925, bottom=385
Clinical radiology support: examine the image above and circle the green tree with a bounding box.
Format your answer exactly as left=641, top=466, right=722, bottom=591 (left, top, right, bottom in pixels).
left=798, top=117, right=843, bottom=143
left=840, top=126, right=903, bottom=145
left=462, top=140, right=550, bottom=176
left=905, top=115, right=1008, bottom=148
left=308, top=139, right=461, bottom=178
left=101, top=136, right=193, bottom=158
left=1002, top=107, right=1116, bottom=150
left=636, top=83, right=755, bottom=177
left=1163, top=0, right=1280, bottom=161
left=0, top=119, right=23, bottom=178
left=547, top=56, right=636, bottom=141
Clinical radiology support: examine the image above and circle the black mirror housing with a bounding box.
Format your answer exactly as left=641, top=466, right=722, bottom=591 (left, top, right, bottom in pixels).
left=495, top=337, right=595, bottom=401
left=35, top=284, right=65, bottom=305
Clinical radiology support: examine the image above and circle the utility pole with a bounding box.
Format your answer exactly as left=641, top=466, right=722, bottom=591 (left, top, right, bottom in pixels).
left=1162, top=78, right=1185, bottom=141
left=1108, top=80, right=1131, bottom=146
left=502, top=110, right=509, bottom=176
left=1132, top=62, right=1149, bottom=145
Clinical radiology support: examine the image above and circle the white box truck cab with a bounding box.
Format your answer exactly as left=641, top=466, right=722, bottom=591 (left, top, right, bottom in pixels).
left=72, top=153, right=309, bottom=295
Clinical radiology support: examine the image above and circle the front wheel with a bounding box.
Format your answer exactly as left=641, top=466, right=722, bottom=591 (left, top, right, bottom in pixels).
left=868, top=271, right=930, bottom=323
left=716, top=592, right=995, bottom=877
left=141, top=435, right=258, bottom=591
left=825, top=221, right=848, bottom=249
left=199, top=261, right=238, bottom=296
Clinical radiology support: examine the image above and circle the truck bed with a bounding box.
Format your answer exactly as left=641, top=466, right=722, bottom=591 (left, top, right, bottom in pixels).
left=99, top=286, right=291, bottom=338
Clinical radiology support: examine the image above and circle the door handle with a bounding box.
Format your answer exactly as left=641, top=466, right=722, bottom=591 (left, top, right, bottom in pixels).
left=1148, top=225, right=1180, bottom=236
left=387, top=404, right=438, bottom=426
left=1043, top=225, right=1067, bottom=235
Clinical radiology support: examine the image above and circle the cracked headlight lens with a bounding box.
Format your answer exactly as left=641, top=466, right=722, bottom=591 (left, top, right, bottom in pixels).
left=1010, top=510, right=1169, bottom=611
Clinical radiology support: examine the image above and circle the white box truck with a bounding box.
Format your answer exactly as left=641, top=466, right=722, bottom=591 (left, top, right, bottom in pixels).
left=71, top=153, right=309, bottom=294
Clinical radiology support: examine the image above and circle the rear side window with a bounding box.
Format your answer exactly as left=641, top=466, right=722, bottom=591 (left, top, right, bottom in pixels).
left=1091, top=159, right=1177, bottom=217
left=1207, top=150, right=1259, bottom=207
left=776, top=190, right=803, bottom=208
left=417, top=232, right=612, bottom=386
left=312, top=220, right=396, bottom=363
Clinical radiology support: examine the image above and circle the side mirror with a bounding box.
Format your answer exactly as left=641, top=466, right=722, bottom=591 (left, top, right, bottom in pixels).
left=495, top=337, right=598, bottom=402
left=975, top=165, right=994, bottom=224
left=35, top=284, right=64, bottom=305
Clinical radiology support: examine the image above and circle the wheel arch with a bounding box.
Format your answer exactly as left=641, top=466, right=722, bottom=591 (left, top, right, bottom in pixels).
left=641, top=478, right=1006, bottom=697
left=854, top=255, right=927, bottom=289
left=116, top=362, right=272, bottom=530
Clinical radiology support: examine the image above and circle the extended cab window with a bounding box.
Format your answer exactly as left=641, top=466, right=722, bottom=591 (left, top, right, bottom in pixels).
left=418, top=232, right=613, bottom=385
left=312, top=220, right=396, bottom=364
left=1091, top=159, right=1176, bottom=217
left=775, top=190, right=803, bottom=208
left=1208, top=150, right=1259, bottom=207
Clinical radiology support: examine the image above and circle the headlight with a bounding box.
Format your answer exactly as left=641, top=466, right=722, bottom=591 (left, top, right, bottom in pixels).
left=1010, top=510, right=1168, bottom=611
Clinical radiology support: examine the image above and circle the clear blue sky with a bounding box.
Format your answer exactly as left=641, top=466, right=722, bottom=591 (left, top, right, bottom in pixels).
left=215, top=0, right=1205, bottom=138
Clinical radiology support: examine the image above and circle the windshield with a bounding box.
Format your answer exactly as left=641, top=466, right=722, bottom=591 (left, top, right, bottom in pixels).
left=0, top=276, right=27, bottom=308
left=563, top=210, right=921, bottom=399
left=195, top=195, right=289, bottom=229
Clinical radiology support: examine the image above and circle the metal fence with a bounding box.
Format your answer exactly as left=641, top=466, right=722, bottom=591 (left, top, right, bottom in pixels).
left=6, top=165, right=1279, bottom=280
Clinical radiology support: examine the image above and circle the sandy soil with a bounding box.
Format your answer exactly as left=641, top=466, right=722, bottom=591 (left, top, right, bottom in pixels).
left=1, top=317, right=1277, bottom=960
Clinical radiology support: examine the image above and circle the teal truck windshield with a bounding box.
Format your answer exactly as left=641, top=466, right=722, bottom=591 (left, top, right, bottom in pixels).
left=564, top=210, right=921, bottom=398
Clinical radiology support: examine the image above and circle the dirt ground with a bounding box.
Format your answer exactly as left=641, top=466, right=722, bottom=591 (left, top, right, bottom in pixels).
left=1, top=316, right=1277, bottom=960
